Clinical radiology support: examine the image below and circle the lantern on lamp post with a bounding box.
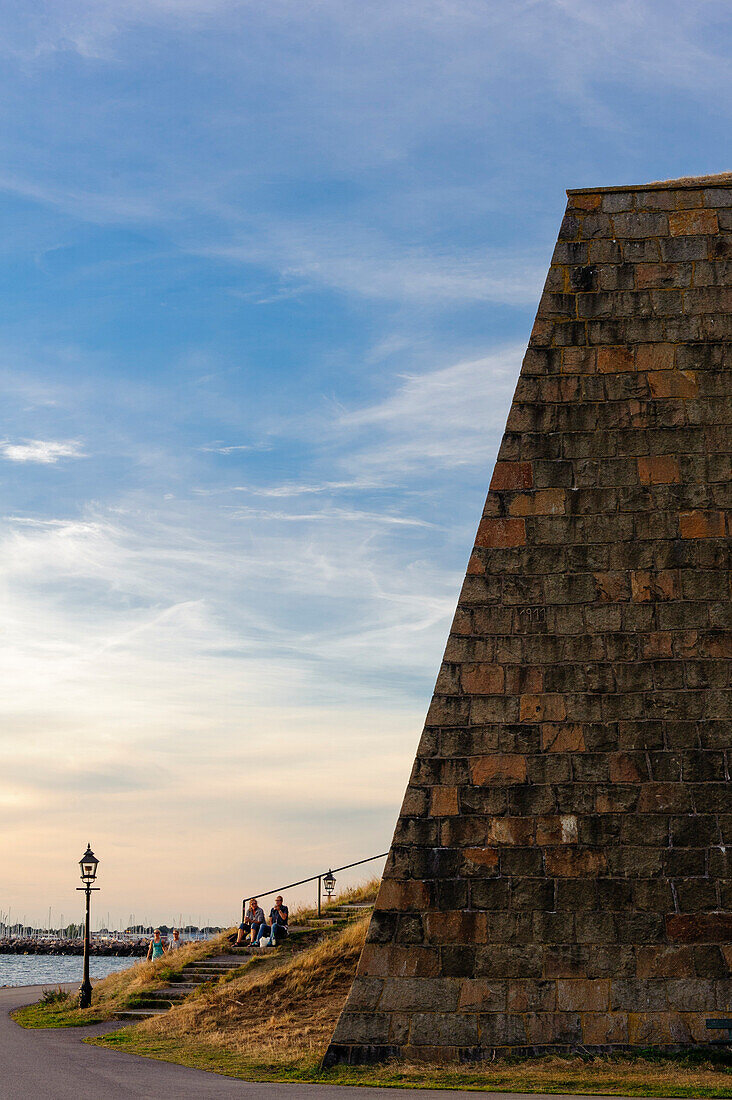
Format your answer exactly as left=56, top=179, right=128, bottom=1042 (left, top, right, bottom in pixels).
left=323, top=869, right=336, bottom=899
left=77, top=844, right=100, bottom=1008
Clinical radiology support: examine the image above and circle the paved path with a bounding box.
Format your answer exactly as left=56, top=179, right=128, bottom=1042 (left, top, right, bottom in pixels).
left=2, top=984, right=672, bottom=1099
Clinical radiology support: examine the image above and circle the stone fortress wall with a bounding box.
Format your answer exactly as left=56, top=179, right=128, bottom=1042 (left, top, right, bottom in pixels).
left=326, top=174, right=732, bottom=1063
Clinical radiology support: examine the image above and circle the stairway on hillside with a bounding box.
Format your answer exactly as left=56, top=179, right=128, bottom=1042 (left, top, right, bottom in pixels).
left=114, top=902, right=374, bottom=1022
left=115, top=955, right=246, bottom=1020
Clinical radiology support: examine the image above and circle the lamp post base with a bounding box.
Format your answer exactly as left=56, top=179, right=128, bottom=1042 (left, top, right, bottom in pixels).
left=79, top=979, right=92, bottom=1008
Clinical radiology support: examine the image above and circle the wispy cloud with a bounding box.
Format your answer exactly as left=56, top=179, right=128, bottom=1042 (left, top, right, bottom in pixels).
left=338, top=347, right=522, bottom=476
left=198, top=442, right=268, bottom=455
left=196, top=480, right=386, bottom=497
left=207, top=228, right=546, bottom=307
left=0, top=438, right=86, bottom=463
left=226, top=504, right=435, bottom=528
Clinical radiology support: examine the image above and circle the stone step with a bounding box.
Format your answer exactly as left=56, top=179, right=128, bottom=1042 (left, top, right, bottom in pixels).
left=182, top=964, right=237, bottom=971
left=181, top=962, right=241, bottom=972
left=325, top=906, right=374, bottom=918
left=178, top=976, right=224, bottom=985
left=180, top=968, right=239, bottom=976
left=181, top=961, right=241, bottom=970
left=140, top=988, right=192, bottom=1001
left=115, top=1008, right=169, bottom=1020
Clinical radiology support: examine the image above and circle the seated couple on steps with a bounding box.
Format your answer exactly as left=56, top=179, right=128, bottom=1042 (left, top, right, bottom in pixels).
left=236, top=895, right=288, bottom=947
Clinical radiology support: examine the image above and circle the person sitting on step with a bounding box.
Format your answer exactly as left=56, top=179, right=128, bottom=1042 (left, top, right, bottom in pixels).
left=255, top=895, right=289, bottom=947
left=243, top=898, right=265, bottom=944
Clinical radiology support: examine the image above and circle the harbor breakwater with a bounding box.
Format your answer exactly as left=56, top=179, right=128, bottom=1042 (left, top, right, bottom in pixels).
left=0, top=937, right=147, bottom=957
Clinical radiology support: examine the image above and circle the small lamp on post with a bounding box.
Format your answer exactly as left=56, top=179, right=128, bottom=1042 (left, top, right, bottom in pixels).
left=77, top=844, right=100, bottom=1008
left=323, top=869, right=336, bottom=899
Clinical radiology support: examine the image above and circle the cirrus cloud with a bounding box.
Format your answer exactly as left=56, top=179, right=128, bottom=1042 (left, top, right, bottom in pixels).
left=0, top=438, right=86, bottom=464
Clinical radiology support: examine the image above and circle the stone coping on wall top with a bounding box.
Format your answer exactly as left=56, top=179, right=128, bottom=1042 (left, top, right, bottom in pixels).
left=567, top=172, right=732, bottom=196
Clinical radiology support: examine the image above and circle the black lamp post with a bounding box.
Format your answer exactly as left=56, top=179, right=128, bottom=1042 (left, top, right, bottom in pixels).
left=77, top=844, right=99, bottom=1008
left=323, top=869, right=336, bottom=898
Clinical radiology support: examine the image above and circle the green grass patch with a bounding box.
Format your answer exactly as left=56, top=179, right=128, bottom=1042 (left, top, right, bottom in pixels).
left=93, top=1028, right=732, bottom=1096
left=13, top=999, right=108, bottom=1029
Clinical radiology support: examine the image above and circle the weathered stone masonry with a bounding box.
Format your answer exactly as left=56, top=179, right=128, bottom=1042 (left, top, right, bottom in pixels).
left=326, top=175, right=732, bottom=1063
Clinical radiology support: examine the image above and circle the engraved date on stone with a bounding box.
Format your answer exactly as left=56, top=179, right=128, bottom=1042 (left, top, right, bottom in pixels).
left=517, top=606, right=546, bottom=623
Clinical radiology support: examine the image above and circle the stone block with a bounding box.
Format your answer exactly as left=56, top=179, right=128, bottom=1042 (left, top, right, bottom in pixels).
left=471, top=754, right=527, bottom=785
left=377, top=880, right=432, bottom=912
left=679, top=510, right=726, bottom=538
left=544, top=848, right=606, bottom=877
left=613, top=212, right=668, bottom=239
left=489, top=462, right=533, bottom=490
left=597, top=346, right=634, bottom=373
left=508, top=489, right=566, bottom=517
left=519, top=694, right=566, bottom=722
left=668, top=209, right=719, bottom=236
left=536, top=814, right=578, bottom=845
left=458, top=979, right=506, bottom=1011
left=440, top=945, right=476, bottom=977
left=540, top=723, right=585, bottom=753
left=637, top=455, right=680, bottom=484
left=648, top=369, right=698, bottom=398
left=512, top=879, right=555, bottom=911
left=429, top=785, right=460, bottom=817
left=476, top=945, right=542, bottom=978
left=461, top=664, right=504, bottom=695
left=440, top=815, right=487, bottom=847
left=556, top=978, right=609, bottom=1011
left=582, top=1012, right=629, bottom=1044
left=460, top=847, right=499, bottom=875
left=533, top=911, right=576, bottom=944
left=506, top=979, right=556, bottom=1012
left=543, top=946, right=589, bottom=978
left=475, top=517, right=526, bottom=548
left=667, top=914, right=732, bottom=943
left=486, top=817, right=534, bottom=846
left=379, top=978, right=461, bottom=1012
left=332, top=1012, right=391, bottom=1045
left=424, top=911, right=488, bottom=945
left=358, top=943, right=441, bottom=978
left=408, top=1012, right=479, bottom=1047
left=470, top=880, right=510, bottom=911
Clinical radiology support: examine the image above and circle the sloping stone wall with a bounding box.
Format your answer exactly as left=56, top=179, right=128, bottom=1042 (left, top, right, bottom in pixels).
left=326, top=174, right=732, bottom=1064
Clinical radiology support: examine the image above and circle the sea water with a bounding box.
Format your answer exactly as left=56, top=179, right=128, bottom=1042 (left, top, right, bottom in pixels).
left=0, top=953, right=136, bottom=987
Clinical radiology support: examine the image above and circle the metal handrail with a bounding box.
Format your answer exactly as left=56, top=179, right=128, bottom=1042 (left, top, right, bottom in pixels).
left=241, top=852, right=388, bottom=922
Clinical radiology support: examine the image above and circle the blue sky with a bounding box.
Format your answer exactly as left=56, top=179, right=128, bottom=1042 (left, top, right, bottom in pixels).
left=1, top=0, right=730, bottom=926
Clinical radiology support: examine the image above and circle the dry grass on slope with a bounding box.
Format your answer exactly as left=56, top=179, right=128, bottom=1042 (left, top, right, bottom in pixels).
left=136, top=915, right=369, bottom=1063
left=89, top=931, right=234, bottom=1010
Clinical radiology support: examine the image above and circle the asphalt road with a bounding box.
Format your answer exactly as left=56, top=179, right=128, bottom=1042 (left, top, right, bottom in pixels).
left=2, top=984, right=673, bottom=1099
